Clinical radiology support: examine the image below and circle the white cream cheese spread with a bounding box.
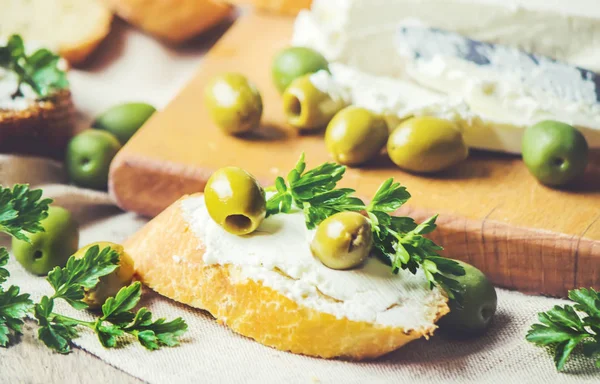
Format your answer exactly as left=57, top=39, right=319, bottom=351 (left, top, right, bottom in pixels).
left=180, top=195, right=445, bottom=330
left=294, top=0, right=600, bottom=153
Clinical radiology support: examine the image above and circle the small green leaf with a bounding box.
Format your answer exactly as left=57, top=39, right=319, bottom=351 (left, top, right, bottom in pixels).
left=0, top=248, right=9, bottom=284
left=554, top=337, right=583, bottom=371
left=570, top=288, right=600, bottom=319
left=96, top=322, right=124, bottom=348
left=48, top=245, right=120, bottom=307
left=101, top=282, right=142, bottom=324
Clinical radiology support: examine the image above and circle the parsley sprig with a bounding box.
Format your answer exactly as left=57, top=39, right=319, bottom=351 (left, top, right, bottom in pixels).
left=266, top=153, right=364, bottom=228
left=527, top=288, right=600, bottom=371
left=34, top=245, right=188, bottom=354
left=266, top=154, right=465, bottom=300
left=0, top=184, right=50, bottom=346
left=0, top=184, right=187, bottom=353
left=0, top=34, right=68, bottom=99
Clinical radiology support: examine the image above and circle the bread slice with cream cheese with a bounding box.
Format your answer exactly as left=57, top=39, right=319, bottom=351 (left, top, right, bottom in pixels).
left=124, top=193, right=449, bottom=359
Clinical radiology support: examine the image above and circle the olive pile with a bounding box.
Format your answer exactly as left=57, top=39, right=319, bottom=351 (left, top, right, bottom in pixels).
left=204, top=46, right=590, bottom=186
left=204, top=46, right=470, bottom=174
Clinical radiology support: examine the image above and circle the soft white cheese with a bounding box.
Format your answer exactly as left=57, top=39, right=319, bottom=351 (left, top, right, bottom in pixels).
left=293, top=0, right=600, bottom=73
left=295, top=0, right=600, bottom=153
left=0, top=68, right=39, bottom=111
left=180, top=196, right=445, bottom=330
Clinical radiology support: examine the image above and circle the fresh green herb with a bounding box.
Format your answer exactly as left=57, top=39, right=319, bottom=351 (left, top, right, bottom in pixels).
left=366, top=179, right=465, bottom=301
left=34, top=246, right=188, bottom=354
left=266, top=154, right=465, bottom=300
left=0, top=184, right=49, bottom=346
left=266, top=153, right=364, bottom=229
left=0, top=285, right=33, bottom=347
left=0, top=34, right=68, bottom=99
left=527, top=288, right=600, bottom=371
left=0, top=184, right=187, bottom=353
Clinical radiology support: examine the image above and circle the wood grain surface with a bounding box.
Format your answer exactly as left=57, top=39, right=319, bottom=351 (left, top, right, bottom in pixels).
left=0, top=321, right=141, bottom=384
left=109, top=12, right=600, bottom=297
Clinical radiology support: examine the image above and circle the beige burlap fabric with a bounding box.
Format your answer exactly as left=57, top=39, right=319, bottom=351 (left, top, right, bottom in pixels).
left=1, top=21, right=599, bottom=384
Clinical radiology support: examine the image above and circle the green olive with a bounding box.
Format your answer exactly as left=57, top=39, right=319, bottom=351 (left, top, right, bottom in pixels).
left=387, top=117, right=469, bottom=173
left=204, top=73, right=263, bottom=135
left=93, top=102, right=156, bottom=144
left=438, top=260, right=497, bottom=336
left=204, top=167, right=266, bottom=235
left=12, top=206, right=79, bottom=276
left=73, top=242, right=135, bottom=309
left=282, top=74, right=345, bottom=132
left=272, top=46, right=329, bottom=94
left=325, top=106, right=388, bottom=166
left=311, top=212, right=373, bottom=270
left=66, top=130, right=122, bottom=190
left=522, top=120, right=589, bottom=187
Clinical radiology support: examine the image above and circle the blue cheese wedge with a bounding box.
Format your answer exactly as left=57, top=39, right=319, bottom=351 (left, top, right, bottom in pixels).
left=294, top=0, right=600, bottom=153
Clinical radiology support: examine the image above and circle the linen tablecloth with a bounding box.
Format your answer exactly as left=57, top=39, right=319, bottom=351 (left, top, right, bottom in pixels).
left=1, top=18, right=599, bottom=384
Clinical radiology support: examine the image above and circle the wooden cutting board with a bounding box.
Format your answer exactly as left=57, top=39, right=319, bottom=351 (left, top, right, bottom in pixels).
left=109, top=12, right=600, bottom=298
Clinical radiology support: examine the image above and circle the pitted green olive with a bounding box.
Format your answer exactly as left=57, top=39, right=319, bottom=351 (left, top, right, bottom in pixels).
left=272, top=46, right=329, bottom=94
left=325, top=106, right=388, bottom=166
left=310, top=212, right=373, bottom=270
left=73, top=242, right=135, bottom=309
left=282, top=74, right=345, bottom=131
left=387, top=117, right=469, bottom=173
left=12, top=206, right=79, bottom=276
left=204, top=73, right=263, bottom=135
left=204, top=167, right=266, bottom=235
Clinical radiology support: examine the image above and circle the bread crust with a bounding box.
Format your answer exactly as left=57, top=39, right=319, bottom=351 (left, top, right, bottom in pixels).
left=224, top=0, right=312, bottom=15
left=103, top=0, right=233, bottom=43
left=124, top=194, right=449, bottom=359
left=59, top=9, right=113, bottom=65
left=0, top=90, right=76, bottom=159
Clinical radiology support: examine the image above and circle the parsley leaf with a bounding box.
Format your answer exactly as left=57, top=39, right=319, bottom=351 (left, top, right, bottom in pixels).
left=0, top=35, right=69, bottom=99
left=124, top=307, right=188, bottom=350
left=0, top=285, right=34, bottom=346
left=100, top=282, right=141, bottom=326
left=366, top=179, right=465, bottom=301
left=0, top=249, right=9, bottom=285
left=34, top=296, right=81, bottom=354
left=527, top=288, right=600, bottom=370
left=0, top=184, right=52, bottom=242
left=266, top=153, right=364, bottom=229
left=47, top=245, right=120, bottom=309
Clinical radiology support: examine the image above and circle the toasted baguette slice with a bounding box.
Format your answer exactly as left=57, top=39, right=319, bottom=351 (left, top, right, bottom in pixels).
left=0, top=91, right=76, bottom=159
left=223, top=0, right=312, bottom=15
left=124, top=194, right=449, bottom=359
left=103, top=0, right=233, bottom=43
left=0, top=0, right=112, bottom=65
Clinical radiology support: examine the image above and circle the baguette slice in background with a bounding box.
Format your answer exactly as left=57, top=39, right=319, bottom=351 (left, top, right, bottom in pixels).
left=0, top=90, right=76, bottom=159
left=102, top=0, right=233, bottom=43
left=0, top=0, right=113, bottom=65
left=224, top=0, right=312, bottom=15
left=124, top=194, right=449, bottom=359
